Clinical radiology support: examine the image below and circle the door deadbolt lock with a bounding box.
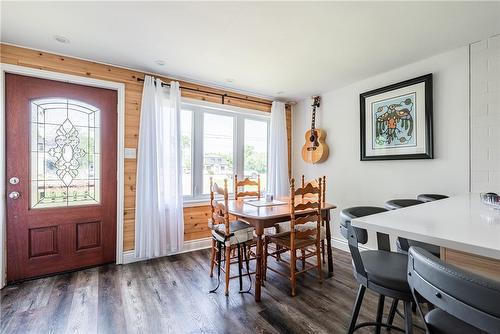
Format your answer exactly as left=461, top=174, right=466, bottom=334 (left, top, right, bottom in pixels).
left=9, top=177, right=20, bottom=185
left=9, top=191, right=20, bottom=200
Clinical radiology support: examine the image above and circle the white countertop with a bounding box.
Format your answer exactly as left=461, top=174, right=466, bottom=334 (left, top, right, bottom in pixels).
left=351, top=193, right=500, bottom=260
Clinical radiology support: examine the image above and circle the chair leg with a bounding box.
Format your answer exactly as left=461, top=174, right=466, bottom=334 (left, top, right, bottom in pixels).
left=316, top=242, right=323, bottom=283
left=263, top=238, right=268, bottom=281
left=348, top=285, right=366, bottom=334
left=224, top=245, right=231, bottom=296
left=209, top=238, right=216, bottom=277
left=375, top=294, right=385, bottom=334
left=404, top=301, right=414, bottom=334
left=321, top=240, right=325, bottom=264
left=237, top=245, right=243, bottom=291
left=276, top=244, right=282, bottom=261
left=301, top=249, right=306, bottom=270
left=291, top=248, right=297, bottom=296
left=387, top=298, right=399, bottom=329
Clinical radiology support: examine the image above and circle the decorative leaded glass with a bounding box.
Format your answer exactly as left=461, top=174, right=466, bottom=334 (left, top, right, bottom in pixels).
left=30, top=98, right=100, bottom=208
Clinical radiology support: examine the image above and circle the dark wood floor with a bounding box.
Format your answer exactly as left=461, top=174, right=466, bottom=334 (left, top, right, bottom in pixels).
left=1, top=248, right=424, bottom=334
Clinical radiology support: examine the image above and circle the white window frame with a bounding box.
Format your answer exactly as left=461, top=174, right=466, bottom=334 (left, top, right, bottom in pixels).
left=181, top=99, right=270, bottom=203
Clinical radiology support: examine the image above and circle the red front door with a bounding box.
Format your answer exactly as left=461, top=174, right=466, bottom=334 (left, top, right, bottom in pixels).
left=5, top=74, right=117, bottom=283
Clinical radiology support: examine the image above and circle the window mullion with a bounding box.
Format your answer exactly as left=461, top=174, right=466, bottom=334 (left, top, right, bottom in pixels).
left=235, top=116, right=244, bottom=179
left=193, top=108, right=204, bottom=197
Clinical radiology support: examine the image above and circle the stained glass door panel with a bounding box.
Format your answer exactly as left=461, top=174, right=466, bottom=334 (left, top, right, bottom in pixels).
left=30, top=98, right=100, bottom=208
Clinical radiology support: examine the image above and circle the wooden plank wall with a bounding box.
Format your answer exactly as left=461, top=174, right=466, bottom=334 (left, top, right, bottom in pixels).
left=0, top=44, right=292, bottom=251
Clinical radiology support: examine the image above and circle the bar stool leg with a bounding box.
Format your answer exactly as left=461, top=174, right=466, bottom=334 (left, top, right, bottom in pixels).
left=348, top=285, right=366, bottom=334
left=375, top=294, right=385, bottom=334
left=404, top=301, right=413, bottom=334
left=387, top=298, right=399, bottom=329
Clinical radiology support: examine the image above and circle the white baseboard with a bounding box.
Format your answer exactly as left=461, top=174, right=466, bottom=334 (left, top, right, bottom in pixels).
left=122, top=237, right=212, bottom=264
left=121, top=236, right=372, bottom=265
left=331, top=236, right=373, bottom=252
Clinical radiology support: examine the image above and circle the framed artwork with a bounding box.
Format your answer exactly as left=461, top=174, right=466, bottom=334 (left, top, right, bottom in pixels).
left=360, top=74, right=433, bottom=161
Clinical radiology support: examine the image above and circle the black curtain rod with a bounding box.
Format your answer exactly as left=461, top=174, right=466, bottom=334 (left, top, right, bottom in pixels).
left=136, top=77, right=272, bottom=106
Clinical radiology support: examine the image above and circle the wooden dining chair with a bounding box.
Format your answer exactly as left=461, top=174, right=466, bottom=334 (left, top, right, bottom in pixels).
left=208, top=178, right=256, bottom=295
left=234, top=174, right=260, bottom=200
left=263, top=177, right=323, bottom=296
left=274, top=175, right=327, bottom=265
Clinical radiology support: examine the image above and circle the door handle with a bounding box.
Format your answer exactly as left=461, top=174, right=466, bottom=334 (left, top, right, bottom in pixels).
left=9, top=191, right=20, bottom=200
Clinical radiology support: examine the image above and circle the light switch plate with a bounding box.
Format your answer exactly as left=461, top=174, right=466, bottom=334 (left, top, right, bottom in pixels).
left=124, top=148, right=137, bottom=159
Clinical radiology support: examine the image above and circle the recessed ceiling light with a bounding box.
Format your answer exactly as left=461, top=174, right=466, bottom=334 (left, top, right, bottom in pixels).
left=155, top=60, right=166, bottom=66
left=225, top=78, right=235, bottom=83
left=53, top=35, right=70, bottom=44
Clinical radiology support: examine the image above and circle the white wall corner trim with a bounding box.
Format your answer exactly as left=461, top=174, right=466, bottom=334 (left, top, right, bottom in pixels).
left=331, top=237, right=372, bottom=253
left=122, top=237, right=212, bottom=264
left=0, top=63, right=125, bottom=288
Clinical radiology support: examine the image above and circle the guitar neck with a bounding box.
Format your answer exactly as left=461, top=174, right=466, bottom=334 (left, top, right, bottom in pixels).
left=310, top=107, right=316, bottom=131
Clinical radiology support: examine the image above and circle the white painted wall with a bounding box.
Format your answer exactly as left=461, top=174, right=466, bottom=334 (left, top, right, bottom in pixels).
left=292, top=46, right=470, bottom=249
left=470, top=34, right=500, bottom=193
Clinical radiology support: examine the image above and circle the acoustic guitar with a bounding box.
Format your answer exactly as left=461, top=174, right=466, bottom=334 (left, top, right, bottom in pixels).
left=301, top=96, right=329, bottom=164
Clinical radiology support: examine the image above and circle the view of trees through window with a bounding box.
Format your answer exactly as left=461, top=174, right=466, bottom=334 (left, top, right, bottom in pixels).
left=180, top=106, right=269, bottom=199
left=244, top=119, right=268, bottom=191
left=203, top=113, right=234, bottom=194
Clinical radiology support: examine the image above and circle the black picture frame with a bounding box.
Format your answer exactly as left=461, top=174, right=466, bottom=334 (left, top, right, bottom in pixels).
left=360, top=73, right=433, bottom=161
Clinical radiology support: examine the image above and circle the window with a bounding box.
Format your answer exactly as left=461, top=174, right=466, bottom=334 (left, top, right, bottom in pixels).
left=30, top=98, right=100, bottom=208
left=181, top=103, right=269, bottom=200
left=203, top=113, right=234, bottom=194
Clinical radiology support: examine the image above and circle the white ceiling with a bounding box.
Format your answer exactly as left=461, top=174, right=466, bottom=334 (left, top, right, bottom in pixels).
left=1, top=2, right=499, bottom=101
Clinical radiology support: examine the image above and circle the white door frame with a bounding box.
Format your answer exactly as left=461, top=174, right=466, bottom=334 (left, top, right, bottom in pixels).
left=0, top=63, right=125, bottom=288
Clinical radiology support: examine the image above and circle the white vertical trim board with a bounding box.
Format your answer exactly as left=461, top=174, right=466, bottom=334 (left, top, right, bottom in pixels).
left=0, top=64, right=126, bottom=288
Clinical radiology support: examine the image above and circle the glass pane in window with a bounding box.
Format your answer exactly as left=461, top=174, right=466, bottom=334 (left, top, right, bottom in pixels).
left=244, top=119, right=268, bottom=191
left=30, top=98, right=100, bottom=208
left=181, top=109, right=192, bottom=196
left=203, top=113, right=234, bottom=193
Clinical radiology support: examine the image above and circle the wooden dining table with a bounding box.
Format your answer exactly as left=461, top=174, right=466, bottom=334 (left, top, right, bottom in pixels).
left=227, top=198, right=336, bottom=302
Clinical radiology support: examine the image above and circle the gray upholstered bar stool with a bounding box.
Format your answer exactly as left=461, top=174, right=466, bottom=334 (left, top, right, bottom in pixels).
left=384, top=199, right=440, bottom=257
left=416, top=194, right=449, bottom=202
left=340, top=207, right=415, bottom=334
left=408, top=246, right=500, bottom=334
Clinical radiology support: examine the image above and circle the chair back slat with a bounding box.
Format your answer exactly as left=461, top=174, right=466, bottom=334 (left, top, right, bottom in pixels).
left=408, top=247, right=500, bottom=333
left=294, top=213, right=320, bottom=226
left=212, top=214, right=226, bottom=225
left=212, top=182, right=226, bottom=196
left=294, top=201, right=320, bottom=211
left=289, top=177, right=322, bottom=248
left=236, top=191, right=260, bottom=198
left=234, top=174, right=261, bottom=200
left=209, top=177, right=230, bottom=236
left=294, top=182, right=321, bottom=197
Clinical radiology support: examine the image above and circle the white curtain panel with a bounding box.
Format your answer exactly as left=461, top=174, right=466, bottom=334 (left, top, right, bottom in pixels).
left=268, top=101, right=289, bottom=197
left=135, top=76, right=184, bottom=259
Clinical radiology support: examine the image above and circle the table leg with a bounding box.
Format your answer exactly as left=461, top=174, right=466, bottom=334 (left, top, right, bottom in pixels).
left=254, top=226, right=263, bottom=302
left=325, top=210, right=334, bottom=275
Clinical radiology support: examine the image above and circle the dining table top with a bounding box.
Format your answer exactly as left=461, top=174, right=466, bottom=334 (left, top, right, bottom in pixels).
left=227, top=198, right=336, bottom=220
left=351, top=193, right=500, bottom=260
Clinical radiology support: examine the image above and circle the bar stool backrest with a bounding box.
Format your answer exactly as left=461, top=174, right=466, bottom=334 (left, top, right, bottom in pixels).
left=408, top=246, right=500, bottom=333
left=339, top=206, right=388, bottom=285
